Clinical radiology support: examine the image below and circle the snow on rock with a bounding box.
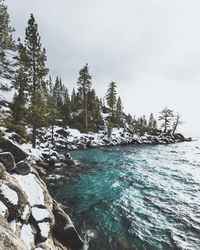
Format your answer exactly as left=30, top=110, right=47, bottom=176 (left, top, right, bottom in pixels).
left=64, top=222, right=74, bottom=230
left=0, top=200, right=8, bottom=217
left=12, top=173, right=44, bottom=206
left=21, top=204, right=30, bottom=221
left=38, top=221, right=50, bottom=238
left=9, top=220, right=16, bottom=233
left=32, top=207, right=50, bottom=222
left=20, top=224, right=35, bottom=250
left=47, top=174, right=62, bottom=180
left=0, top=183, right=18, bottom=205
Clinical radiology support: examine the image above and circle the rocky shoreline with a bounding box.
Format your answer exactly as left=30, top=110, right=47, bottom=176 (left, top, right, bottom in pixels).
left=0, top=139, right=85, bottom=250
left=0, top=118, right=192, bottom=250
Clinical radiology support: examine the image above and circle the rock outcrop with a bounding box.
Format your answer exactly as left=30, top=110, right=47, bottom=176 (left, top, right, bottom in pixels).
left=0, top=145, right=84, bottom=250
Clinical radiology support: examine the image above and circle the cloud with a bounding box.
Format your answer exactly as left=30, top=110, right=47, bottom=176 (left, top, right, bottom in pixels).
left=6, top=0, right=200, bottom=136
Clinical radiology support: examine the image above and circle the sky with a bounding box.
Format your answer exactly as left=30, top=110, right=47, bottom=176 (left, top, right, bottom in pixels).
left=5, top=0, right=200, bottom=137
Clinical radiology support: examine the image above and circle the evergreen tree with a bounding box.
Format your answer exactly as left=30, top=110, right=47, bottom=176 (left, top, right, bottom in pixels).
left=116, top=96, right=123, bottom=125
left=0, top=0, right=15, bottom=90
left=54, top=76, right=63, bottom=109
left=77, top=63, right=92, bottom=129
left=62, top=86, right=71, bottom=126
left=159, top=107, right=174, bottom=133
left=106, top=81, right=117, bottom=119
left=10, top=41, right=29, bottom=124
left=152, top=119, right=157, bottom=129
left=71, top=88, right=76, bottom=112
left=24, top=14, right=49, bottom=148
left=46, top=76, right=59, bottom=144
left=148, top=113, right=154, bottom=129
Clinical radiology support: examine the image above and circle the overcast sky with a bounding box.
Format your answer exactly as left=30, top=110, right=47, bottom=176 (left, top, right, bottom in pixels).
left=6, top=0, right=200, bottom=136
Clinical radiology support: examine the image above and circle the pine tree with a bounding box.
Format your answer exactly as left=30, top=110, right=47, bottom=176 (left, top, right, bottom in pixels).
left=54, top=76, right=63, bottom=110
left=62, top=86, right=71, bottom=127
left=148, top=113, right=154, bottom=129
left=77, top=63, right=92, bottom=129
left=24, top=14, right=49, bottom=148
left=159, top=107, right=174, bottom=133
left=0, top=0, right=15, bottom=91
left=116, top=96, right=123, bottom=125
left=46, top=76, right=59, bottom=144
left=10, top=40, right=29, bottom=124
left=106, top=81, right=117, bottom=119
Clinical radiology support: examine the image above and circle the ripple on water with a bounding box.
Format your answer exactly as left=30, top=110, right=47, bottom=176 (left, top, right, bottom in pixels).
left=48, top=140, right=200, bottom=250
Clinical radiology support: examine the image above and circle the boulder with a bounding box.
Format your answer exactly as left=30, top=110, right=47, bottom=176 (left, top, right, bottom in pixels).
left=37, top=161, right=49, bottom=169
left=52, top=200, right=84, bottom=250
left=0, top=172, right=29, bottom=221
left=0, top=215, right=28, bottom=250
left=0, top=152, right=16, bottom=173
left=0, top=163, right=6, bottom=178
left=15, top=161, right=31, bottom=175
left=33, top=165, right=47, bottom=177
left=63, top=158, right=75, bottom=166
left=50, top=151, right=60, bottom=160
left=64, top=153, right=72, bottom=160
left=0, top=139, right=28, bottom=163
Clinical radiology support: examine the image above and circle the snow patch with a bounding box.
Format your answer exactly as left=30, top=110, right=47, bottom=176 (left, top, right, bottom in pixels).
left=21, top=224, right=35, bottom=250
left=32, top=207, right=50, bottom=222
left=0, top=183, right=18, bottom=205
left=47, top=174, right=62, bottom=180
left=9, top=220, right=16, bottom=233
left=64, top=222, right=74, bottom=230
left=21, top=204, right=30, bottom=220
left=38, top=222, right=50, bottom=238
left=12, top=173, right=44, bottom=206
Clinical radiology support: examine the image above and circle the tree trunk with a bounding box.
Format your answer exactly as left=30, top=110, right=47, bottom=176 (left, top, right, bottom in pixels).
left=85, top=104, right=88, bottom=129
left=51, top=124, right=54, bottom=145
left=164, top=118, right=167, bottom=133
left=83, top=86, right=88, bottom=130
left=32, top=125, right=36, bottom=148
left=172, top=116, right=179, bottom=135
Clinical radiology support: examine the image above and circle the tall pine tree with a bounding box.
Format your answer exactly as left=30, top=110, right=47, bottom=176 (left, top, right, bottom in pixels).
left=106, top=81, right=117, bottom=119
left=0, top=0, right=15, bottom=91
left=77, top=63, right=92, bottom=130
left=116, top=96, right=123, bottom=125
left=25, top=14, right=48, bottom=148
left=10, top=40, right=29, bottom=124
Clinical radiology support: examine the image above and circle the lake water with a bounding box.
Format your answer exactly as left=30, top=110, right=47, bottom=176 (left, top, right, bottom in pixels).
left=48, top=140, right=200, bottom=250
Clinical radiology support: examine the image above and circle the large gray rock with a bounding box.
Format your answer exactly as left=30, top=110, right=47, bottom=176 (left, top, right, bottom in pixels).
left=15, top=161, right=31, bottom=175
left=0, top=139, right=28, bottom=163
left=0, top=163, right=5, bottom=178
left=52, top=200, right=84, bottom=250
left=0, top=172, right=29, bottom=221
left=0, top=215, right=28, bottom=250
left=0, top=152, right=16, bottom=173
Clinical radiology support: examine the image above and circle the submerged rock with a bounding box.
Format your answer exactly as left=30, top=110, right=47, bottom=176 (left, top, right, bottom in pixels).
left=117, top=237, right=138, bottom=250
left=52, top=200, right=84, bottom=249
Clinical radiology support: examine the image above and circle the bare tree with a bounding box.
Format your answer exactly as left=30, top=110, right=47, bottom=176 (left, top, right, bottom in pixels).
left=172, top=113, right=183, bottom=135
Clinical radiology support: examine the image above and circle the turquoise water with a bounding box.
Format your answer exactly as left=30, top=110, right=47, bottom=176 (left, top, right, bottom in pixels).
left=48, top=140, right=200, bottom=250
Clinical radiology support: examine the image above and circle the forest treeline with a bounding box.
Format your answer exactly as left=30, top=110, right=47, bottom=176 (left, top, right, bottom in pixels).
left=0, top=1, right=182, bottom=148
